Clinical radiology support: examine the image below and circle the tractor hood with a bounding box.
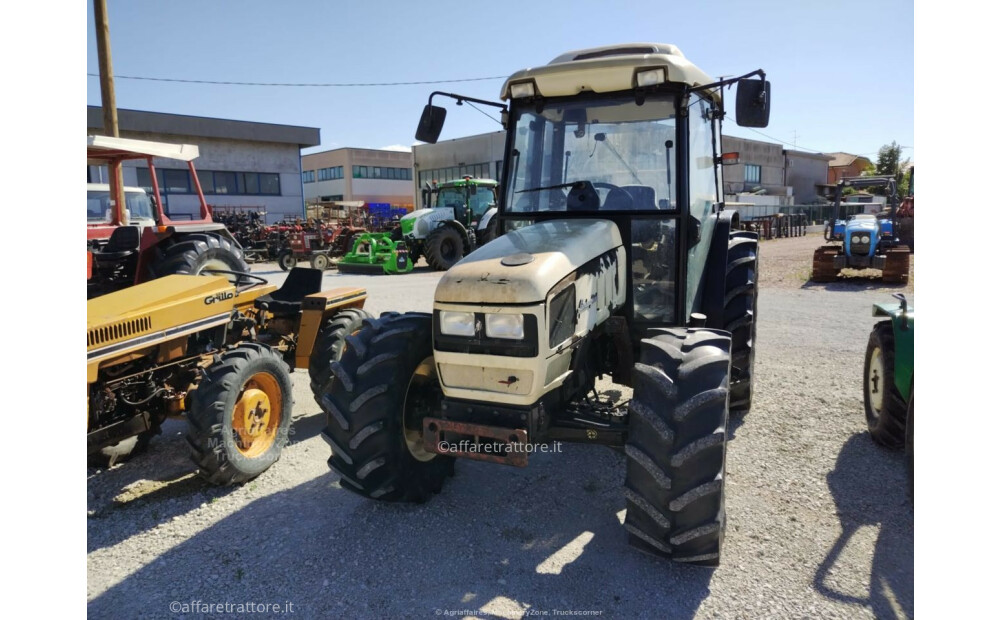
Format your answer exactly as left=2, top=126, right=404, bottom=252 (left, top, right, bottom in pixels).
left=845, top=218, right=878, bottom=234
left=401, top=208, right=455, bottom=237
left=435, top=219, right=623, bottom=304
left=88, top=275, right=235, bottom=352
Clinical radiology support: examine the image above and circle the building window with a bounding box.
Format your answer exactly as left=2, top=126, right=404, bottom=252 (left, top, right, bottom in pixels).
left=197, top=170, right=215, bottom=194
left=745, top=164, right=761, bottom=184
left=259, top=173, right=280, bottom=195
left=239, top=172, right=260, bottom=194
left=214, top=171, right=238, bottom=194
left=302, top=170, right=315, bottom=183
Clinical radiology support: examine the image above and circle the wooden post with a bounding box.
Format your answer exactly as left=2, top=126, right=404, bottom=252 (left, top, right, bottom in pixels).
left=93, top=0, right=125, bottom=225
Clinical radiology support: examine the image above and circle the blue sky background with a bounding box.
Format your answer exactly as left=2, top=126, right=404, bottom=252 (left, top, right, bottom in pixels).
left=86, top=0, right=913, bottom=161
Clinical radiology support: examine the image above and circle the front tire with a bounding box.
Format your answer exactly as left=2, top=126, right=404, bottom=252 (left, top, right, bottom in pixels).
left=277, top=250, right=296, bottom=271
left=310, top=253, right=331, bottom=271
left=725, top=231, right=758, bottom=415
left=317, top=313, right=454, bottom=502
left=905, top=390, right=914, bottom=500
left=624, top=328, right=732, bottom=566
left=187, top=343, right=293, bottom=485
left=863, top=322, right=907, bottom=448
left=308, top=308, right=372, bottom=403
left=424, top=226, right=465, bottom=271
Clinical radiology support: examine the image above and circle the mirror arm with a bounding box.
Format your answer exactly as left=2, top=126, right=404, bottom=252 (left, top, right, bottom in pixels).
left=688, top=69, right=766, bottom=95
left=427, top=91, right=508, bottom=112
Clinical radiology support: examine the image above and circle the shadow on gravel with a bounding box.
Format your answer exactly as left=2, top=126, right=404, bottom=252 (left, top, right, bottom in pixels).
left=89, top=446, right=713, bottom=618
left=815, top=433, right=913, bottom=618
left=800, top=279, right=908, bottom=292
left=87, top=422, right=242, bottom=554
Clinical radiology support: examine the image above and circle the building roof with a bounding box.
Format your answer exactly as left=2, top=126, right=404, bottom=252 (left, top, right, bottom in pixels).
left=828, top=152, right=872, bottom=168
left=86, top=106, right=320, bottom=148
left=784, top=149, right=834, bottom=162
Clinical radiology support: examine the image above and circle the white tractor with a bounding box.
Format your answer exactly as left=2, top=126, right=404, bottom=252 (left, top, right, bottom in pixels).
left=313, top=43, right=771, bottom=566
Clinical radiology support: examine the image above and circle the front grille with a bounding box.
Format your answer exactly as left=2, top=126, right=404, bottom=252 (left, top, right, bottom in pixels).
left=88, top=316, right=152, bottom=347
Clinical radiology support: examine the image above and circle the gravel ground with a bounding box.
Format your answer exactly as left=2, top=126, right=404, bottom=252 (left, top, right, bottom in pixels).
left=87, top=239, right=914, bottom=619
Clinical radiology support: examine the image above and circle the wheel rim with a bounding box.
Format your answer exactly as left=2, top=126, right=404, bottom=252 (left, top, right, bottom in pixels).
left=867, top=346, right=885, bottom=418
left=197, top=258, right=233, bottom=275
left=231, top=371, right=283, bottom=458
left=280, top=254, right=295, bottom=269
left=402, top=356, right=440, bottom=462
left=441, top=238, right=457, bottom=261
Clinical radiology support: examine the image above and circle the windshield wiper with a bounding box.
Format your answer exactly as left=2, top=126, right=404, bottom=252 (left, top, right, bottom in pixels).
left=516, top=181, right=583, bottom=194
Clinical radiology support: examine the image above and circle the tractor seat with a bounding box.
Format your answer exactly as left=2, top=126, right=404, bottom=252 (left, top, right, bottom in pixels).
left=254, top=267, right=323, bottom=315
left=95, top=226, right=141, bottom=264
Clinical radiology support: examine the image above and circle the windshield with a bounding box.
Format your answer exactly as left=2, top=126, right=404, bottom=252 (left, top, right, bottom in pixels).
left=505, top=94, right=677, bottom=213
left=87, top=190, right=155, bottom=223
left=436, top=187, right=467, bottom=210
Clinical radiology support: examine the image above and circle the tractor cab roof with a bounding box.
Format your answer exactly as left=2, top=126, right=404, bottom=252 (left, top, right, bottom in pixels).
left=437, top=178, right=497, bottom=188
left=87, top=135, right=201, bottom=164
left=500, top=42, right=719, bottom=103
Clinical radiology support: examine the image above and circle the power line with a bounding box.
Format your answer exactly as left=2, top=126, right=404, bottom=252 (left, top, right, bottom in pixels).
left=86, top=72, right=507, bottom=87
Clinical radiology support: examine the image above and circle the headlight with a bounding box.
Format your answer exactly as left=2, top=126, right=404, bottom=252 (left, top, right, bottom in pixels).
left=509, top=81, right=536, bottom=98
left=861, top=235, right=871, bottom=243
left=851, top=235, right=860, bottom=244
left=636, top=68, right=667, bottom=87
left=485, top=314, right=524, bottom=340
left=439, top=311, right=476, bottom=337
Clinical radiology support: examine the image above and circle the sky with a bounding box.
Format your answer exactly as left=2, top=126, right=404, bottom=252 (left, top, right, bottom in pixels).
left=86, top=0, right=914, bottom=162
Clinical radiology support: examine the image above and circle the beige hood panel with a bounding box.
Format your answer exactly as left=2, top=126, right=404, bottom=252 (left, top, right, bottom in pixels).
left=435, top=219, right=622, bottom=304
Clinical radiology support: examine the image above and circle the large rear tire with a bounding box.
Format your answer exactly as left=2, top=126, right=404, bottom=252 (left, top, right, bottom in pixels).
left=308, top=308, right=373, bottom=404
left=150, top=232, right=249, bottom=280
left=725, top=231, right=758, bottom=415
left=424, top=226, right=465, bottom=271
left=187, top=343, right=293, bottom=485
left=317, top=313, right=454, bottom=502
left=624, top=328, right=732, bottom=566
left=863, top=322, right=907, bottom=449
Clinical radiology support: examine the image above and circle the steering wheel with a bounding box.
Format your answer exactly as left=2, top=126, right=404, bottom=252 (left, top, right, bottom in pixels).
left=201, top=269, right=269, bottom=293
left=591, top=182, right=634, bottom=210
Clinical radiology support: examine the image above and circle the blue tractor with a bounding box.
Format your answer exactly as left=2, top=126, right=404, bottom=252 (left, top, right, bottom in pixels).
left=812, top=176, right=909, bottom=284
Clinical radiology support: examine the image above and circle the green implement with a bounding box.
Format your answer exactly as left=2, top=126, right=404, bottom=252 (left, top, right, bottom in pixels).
left=336, top=233, right=414, bottom=275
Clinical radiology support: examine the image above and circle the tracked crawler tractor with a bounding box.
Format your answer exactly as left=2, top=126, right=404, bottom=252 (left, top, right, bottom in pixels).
left=314, top=43, right=771, bottom=565
left=812, top=176, right=910, bottom=284
left=88, top=268, right=369, bottom=482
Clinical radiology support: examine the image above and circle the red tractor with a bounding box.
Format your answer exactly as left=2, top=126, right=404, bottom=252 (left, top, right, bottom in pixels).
left=87, top=135, right=248, bottom=298
left=275, top=221, right=368, bottom=271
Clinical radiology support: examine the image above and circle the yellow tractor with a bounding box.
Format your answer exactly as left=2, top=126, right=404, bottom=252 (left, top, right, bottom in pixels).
left=87, top=268, right=369, bottom=484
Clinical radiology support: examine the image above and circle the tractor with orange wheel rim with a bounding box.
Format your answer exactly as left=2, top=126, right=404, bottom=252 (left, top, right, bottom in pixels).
left=87, top=267, right=370, bottom=484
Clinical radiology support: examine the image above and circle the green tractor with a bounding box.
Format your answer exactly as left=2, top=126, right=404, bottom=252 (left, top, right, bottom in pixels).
left=863, top=293, right=914, bottom=493
left=393, top=177, right=499, bottom=270
left=312, top=43, right=772, bottom=566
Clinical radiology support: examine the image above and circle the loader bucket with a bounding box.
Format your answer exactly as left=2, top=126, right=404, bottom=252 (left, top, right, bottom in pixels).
left=336, top=233, right=413, bottom=275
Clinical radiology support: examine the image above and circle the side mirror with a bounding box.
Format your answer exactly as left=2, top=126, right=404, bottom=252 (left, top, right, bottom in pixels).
left=415, top=105, right=447, bottom=143
left=735, top=79, right=770, bottom=128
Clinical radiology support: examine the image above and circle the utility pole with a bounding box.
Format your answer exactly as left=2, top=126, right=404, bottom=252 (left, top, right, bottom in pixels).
left=93, top=0, right=125, bottom=223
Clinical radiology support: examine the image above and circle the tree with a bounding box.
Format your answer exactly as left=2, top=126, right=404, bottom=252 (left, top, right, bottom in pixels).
left=868, top=141, right=910, bottom=197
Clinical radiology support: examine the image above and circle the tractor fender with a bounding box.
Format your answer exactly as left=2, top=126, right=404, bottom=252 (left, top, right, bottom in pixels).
left=477, top=207, right=497, bottom=232
left=698, top=209, right=739, bottom=329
